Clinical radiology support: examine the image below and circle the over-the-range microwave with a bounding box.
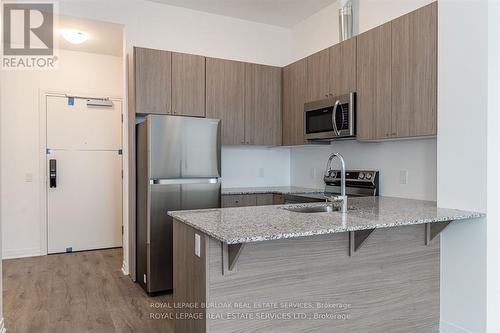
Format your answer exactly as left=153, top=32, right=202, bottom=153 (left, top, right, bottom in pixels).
left=304, top=92, right=356, bottom=141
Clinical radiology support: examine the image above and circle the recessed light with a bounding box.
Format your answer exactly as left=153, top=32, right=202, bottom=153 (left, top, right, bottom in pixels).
left=60, top=29, right=90, bottom=44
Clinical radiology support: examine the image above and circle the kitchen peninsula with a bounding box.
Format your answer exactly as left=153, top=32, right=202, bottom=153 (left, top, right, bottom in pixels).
left=169, top=197, right=483, bottom=333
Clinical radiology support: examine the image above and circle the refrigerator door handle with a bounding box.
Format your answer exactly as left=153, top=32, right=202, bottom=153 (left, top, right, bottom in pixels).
left=150, top=178, right=221, bottom=185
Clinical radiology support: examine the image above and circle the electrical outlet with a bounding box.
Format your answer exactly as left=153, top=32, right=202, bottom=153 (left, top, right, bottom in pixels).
left=195, top=234, right=201, bottom=257
left=399, top=170, right=408, bottom=185
left=258, top=168, right=265, bottom=178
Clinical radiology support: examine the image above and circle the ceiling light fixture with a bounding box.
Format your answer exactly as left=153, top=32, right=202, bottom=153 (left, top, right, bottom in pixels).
left=60, top=29, right=90, bottom=44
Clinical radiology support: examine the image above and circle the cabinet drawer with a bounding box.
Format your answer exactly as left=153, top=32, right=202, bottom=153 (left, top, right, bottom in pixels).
left=273, top=194, right=285, bottom=205
left=256, top=194, right=274, bottom=206
left=222, top=194, right=257, bottom=207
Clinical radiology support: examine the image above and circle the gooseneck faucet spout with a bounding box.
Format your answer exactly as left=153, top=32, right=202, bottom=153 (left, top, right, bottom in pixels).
left=325, top=152, right=347, bottom=214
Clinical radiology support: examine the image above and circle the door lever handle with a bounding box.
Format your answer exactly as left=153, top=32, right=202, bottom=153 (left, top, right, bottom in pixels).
left=49, top=159, right=57, bottom=188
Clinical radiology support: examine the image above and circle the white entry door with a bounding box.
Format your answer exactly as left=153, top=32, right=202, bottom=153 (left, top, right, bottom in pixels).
left=46, top=95, right=123, bottom=254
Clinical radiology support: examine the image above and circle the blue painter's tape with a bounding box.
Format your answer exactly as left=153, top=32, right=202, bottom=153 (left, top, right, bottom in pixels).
left=66, top=247, right=73, bottom=253
left=67, top=97, right=75, bottom=106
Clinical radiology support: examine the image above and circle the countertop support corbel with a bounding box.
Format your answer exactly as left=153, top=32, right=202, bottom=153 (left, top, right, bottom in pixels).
left=425, top=221, right=452, bottom=245
left=222, top=243, right=245, bottom=275
left=349, top=229, right=376, bottom=256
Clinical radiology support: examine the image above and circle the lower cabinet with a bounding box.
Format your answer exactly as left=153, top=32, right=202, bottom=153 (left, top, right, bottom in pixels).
left=222, top=194, right=256, bottom=208
left=222, top=194, right=277, bottom=208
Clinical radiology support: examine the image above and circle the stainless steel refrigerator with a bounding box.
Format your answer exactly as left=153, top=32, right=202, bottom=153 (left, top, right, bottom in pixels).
left=136, top=115, right=221, bottom=294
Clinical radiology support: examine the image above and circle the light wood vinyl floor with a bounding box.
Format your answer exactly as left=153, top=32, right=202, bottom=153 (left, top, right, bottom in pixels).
left=3, top=248, right=174, bottom=333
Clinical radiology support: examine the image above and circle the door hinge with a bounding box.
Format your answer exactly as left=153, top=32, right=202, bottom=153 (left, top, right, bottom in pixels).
left=121, top=170, right=123, bottom=178
left=121, top=114, right=124, bottom=123
left=121, top=226, right=124, bottom=235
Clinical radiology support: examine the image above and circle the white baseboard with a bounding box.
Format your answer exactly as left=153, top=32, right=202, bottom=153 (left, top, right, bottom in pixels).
left=122, top=260, right=129, bottom=276
left=0, top=317, right=6, bottom=333
left=2, top=247, right=41, bottom=260
left=441, top=320, right=476, bottom=333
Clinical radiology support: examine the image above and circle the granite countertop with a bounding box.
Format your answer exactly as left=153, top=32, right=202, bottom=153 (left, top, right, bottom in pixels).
left=168, top=196, right=484, bottom=244
left=221, top=186, right=323, bottom=195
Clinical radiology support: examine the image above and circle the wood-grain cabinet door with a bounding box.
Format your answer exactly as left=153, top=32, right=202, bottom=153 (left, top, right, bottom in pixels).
left=391, top=2, right=437, bottom=138
left=134, top=47, right=172, bottom=114
left=206, top=58, right=245, bottom=145
left=356, top=22, right=392, bottom=140
left=329, top=38, right=357, bottom=97
left=244, top=63, right=282, bottom=146
left=282, top=58, right=307, bottom=146
left=306, top=49, right=330, bottom=102
left=222, top=194, right=257, bottom=207
left=172, top=52, right=206, bottom=117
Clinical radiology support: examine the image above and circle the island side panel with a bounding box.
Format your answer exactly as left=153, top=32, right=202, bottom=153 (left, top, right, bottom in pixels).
left=206, top=224, right=440, bottom=333
left=173, top=219, right=209, bottom=333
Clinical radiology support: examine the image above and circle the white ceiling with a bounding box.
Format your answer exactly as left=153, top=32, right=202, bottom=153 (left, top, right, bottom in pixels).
left=148, top=0, right=337, bottom=27
left=56, top=15, right=124, bottom=57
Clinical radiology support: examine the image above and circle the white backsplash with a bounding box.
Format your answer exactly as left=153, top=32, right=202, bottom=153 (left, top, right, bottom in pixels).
left=221, top=145, right=291, bottom=188
left=290, top=139, right=437, bottom=201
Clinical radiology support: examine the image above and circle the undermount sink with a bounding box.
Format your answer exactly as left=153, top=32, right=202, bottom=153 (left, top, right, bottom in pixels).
left=281, top=203, right=355, bottom=213
left=285, top=205, right=338, bottom=213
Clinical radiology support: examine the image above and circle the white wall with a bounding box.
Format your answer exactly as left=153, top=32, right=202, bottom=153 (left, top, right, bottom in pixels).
left=488, top=2, right=500, bottom=332
left=291, top=139, right=437, bottom=200
left=437, top=1, right=488, bottom=332
left=0, top=50, right=123, bottom=259
left=290, top=0, right=435, bottom=61
left=58, top=0, right=291, bottom=67
left=222, top=146, right=290, bottom=188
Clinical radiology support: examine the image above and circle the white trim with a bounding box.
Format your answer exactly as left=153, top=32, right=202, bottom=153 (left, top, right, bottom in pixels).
left=122, top=260, right=129, bottom=276
left=2, top=247, right=41, bottom=260
left=0, top=317, right=6, bottom=333
left=38, top=90, right=124, bottom=256
left=441, top=320, right=476, bottom=333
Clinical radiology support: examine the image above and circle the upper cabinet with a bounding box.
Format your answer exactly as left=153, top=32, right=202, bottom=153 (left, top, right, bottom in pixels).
left=391, top=2, right=437, bottom=138
left=329, top=38, right=357, bottom=97
left=282, top=58, right=307, bottom=146
left=130, top=2, right=437, bottom=145
left=132, top=47, right=206, bottom=117
left=306, top=49, right=330, bottom=102
left=205, top=58, right=246, bottom=145
left=356, top=2, right=437, bottom=140
left=356, top=22, right=392, bottom=140
left=171, top=52, right=206, bottom=117
left=244, top=63, right=282, bottom=146
left=133, top=47, right=172, bottom=115
left=305, top=39, right=357, bottom=103
left=206, top=59, right=282, bottom=146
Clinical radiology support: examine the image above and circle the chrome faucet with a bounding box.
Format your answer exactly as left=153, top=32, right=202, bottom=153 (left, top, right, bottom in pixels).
left=325, top=152, right=347, bottom=214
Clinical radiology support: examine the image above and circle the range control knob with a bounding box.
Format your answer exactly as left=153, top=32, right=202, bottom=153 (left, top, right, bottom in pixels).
left=366, top=173, right=372, bottom=180
left=359, top=172, right=365, bottom=179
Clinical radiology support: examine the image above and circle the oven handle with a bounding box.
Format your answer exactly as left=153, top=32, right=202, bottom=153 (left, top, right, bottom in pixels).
left=332, top=99, right=341, bottom=136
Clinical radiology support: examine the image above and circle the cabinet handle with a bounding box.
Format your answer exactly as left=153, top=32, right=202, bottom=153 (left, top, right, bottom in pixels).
left=325, top=94, right=328, bottom=98
left=391, top=133, right=397, bottom=136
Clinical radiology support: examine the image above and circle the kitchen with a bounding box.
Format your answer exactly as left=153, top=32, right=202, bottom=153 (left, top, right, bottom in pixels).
left=0, top=0, right=499, bottom=333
